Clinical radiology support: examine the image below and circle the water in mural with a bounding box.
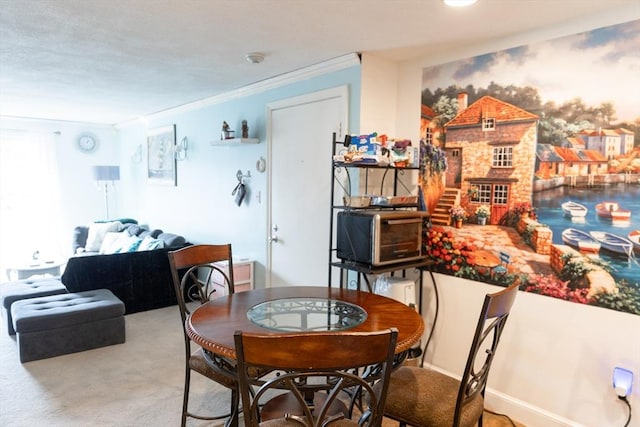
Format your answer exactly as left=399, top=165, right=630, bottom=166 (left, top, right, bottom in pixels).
left=534, top=183, right=639, bottom=285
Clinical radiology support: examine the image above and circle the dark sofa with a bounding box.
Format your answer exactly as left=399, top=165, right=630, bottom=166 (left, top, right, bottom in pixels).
left=62, top=223, right=188, bottom=314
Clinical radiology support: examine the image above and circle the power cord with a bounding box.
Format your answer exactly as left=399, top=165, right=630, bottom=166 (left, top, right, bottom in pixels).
left=483, top=408, right=517, bottom=427
left=619, top=396, right=631, bottom=427
left=420, top=269, right=439, bottom=367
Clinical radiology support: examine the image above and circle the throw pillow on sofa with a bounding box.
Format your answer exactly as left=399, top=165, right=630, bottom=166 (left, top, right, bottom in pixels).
left=117, top=235, right=143, bottom=253
left=157, top=232, right=186, bottom=248
left=85, top=221, right=122, bottom=252
left=99, top=232, right=129, bottom=254
left=124, top=224, right=146, bottom=236
left=138, top=229, right=163, bottom=239
left=137, top=235, right=165, bottom=251
left=99, top=232, right=143, bottom=254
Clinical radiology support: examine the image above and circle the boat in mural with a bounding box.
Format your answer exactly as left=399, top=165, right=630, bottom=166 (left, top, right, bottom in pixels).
left=595, top=201, right=631, bottom=221
left=589, top=231, right=634, bottom=256
left=561, top=201, right=588, bottom=218
left=629, top=230, right=640, bottom=254
left=561, top=228, right=600, bottom=254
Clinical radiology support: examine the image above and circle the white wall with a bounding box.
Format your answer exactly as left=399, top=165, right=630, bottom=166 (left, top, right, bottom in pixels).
left=387, top=6, right=640, bottom=427
left=114, top=64, right=362, bottom=288
left=360, top=53, right=398, bottom=137
left=421, top=274, right=640, bottom=427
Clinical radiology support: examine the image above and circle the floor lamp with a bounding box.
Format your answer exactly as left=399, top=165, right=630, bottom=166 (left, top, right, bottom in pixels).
left=93, top=165, right=120, bottom=220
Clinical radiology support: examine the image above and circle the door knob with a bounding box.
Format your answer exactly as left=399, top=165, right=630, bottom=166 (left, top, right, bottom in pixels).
left=269, top=235, right=279, bottom=243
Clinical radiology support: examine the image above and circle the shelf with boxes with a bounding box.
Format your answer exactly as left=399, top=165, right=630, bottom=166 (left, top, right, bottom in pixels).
left=328, top=132, right=432, bottom=313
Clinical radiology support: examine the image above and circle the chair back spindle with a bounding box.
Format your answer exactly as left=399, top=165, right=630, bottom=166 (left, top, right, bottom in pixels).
left=235, top=328, right=398, bottom=427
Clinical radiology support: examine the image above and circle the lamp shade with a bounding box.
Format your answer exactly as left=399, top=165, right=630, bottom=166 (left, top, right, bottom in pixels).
left=93, top=165, right=120, bottom=181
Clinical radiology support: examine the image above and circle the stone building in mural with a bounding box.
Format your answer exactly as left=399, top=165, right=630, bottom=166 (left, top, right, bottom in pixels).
left=443, top=93, right=538, bottom=224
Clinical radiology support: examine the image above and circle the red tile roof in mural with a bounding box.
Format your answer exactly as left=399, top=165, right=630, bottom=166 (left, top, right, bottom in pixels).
left=445, top=95, right=538, bottom=127
left=579, top=128, right=625, bottom=137
left=554, top=147, right=582, bottom=161
left=566, top=137, right=585, bottom=148
left=536, top=144, right=565, bottom=162
left=421, top=104, right=436, bottom=119
left=551, top=146, right=606, bottom=162
left=616, top=127, right=634, bottom=135
left=580, top=149, right=607, bottom=162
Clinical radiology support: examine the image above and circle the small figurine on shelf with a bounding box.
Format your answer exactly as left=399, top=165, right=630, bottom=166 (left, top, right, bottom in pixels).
left=241, top=120, right=249, bottom=138
left=221, top=121, right=235, bottom=140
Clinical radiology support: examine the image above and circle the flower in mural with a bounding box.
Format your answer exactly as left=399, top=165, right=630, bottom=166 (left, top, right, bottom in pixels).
left=523, top=274, right=590, bottom=304
left=424, top=226, right=477, bottom=275
left=449, top=205, right=467, bottom=221
left=467, top=185, right=479, bottom=199
left=513, top=202, right=537, bottom=220
left=420, top=140, right=447, bottom=176
left=475, top=205, right=490, bottom=218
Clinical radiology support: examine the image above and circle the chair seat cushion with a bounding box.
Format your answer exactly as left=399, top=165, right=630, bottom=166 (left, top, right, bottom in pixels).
left=190, top=348, right=237, bottom=389
left=381, top=366, right=484, bottom=427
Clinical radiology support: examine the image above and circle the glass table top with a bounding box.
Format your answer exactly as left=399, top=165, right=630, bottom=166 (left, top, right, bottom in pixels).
left=246, top=297, right=368, bottom=332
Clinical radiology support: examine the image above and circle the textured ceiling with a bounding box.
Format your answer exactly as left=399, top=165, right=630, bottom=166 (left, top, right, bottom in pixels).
left=1, top=0, right=638, bottom=125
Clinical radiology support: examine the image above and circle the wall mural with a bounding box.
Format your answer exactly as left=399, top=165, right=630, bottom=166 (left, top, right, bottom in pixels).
left=419, top=20, right=639, bottom=316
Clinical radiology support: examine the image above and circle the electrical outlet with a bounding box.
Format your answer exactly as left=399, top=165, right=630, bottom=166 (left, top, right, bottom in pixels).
left=613, top=367, right=633, bottom=398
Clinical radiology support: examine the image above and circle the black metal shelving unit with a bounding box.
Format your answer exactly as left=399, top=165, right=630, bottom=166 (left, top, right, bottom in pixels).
left=327, top=132, right=432, bottom=313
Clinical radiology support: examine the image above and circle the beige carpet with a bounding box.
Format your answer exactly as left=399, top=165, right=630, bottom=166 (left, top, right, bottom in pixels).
left=0, top=305, right=524, bottom=427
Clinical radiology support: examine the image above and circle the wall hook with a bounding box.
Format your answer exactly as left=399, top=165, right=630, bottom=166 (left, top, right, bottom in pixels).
left=236, top=169, right=251, bottom=183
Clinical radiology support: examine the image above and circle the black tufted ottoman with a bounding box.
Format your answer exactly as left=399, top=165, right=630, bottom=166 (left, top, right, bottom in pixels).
left=11, top=289, right=125, bottom=363
left=1, top=277, right=68, bottom=335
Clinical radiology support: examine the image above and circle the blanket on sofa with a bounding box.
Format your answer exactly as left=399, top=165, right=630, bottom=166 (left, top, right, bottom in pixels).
left=62, top=220, right=188, bottom=314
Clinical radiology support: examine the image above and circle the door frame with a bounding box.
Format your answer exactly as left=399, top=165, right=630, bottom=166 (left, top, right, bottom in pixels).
left=265, top=86, right=349, bottom=287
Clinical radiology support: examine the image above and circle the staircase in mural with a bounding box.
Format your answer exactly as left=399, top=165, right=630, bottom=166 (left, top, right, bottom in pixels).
left=430, top=188, right=461, bottom=226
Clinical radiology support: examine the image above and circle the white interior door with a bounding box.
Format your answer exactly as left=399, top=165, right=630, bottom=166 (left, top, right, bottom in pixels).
left=267, top=87, right=348, bottom=287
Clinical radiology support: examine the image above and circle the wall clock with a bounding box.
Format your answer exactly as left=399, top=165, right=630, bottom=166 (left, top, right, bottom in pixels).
left=77, top=133, right=98, bottom=153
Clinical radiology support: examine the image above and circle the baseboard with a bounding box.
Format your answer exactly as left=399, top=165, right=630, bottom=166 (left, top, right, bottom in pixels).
left=484, top=387, right=586, bottom=427
left=425, top=364, right=585, bottom=427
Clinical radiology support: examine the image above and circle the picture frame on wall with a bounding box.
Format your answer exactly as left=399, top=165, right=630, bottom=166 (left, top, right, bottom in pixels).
left=147, top=125, right=176, bottom=186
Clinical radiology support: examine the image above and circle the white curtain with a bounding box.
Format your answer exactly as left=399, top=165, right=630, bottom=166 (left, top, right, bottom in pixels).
left=0, top=129, right=64, bottom=278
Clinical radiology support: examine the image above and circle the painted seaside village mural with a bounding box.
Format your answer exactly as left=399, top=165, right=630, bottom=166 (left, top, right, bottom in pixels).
left=418, top=19, right=639, bottom=316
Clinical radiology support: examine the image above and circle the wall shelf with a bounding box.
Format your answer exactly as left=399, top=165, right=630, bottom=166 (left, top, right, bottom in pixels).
left=210, top=138, right=259, bottom=146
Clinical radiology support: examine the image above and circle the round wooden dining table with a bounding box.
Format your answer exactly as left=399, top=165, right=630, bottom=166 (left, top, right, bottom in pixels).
left=185, top=285, right=425, bottom=360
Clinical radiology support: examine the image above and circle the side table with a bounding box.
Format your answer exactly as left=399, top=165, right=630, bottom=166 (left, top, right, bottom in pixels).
left=211, top=258, right=254, bottom=295
left=5, top=261, right=64, bottom=281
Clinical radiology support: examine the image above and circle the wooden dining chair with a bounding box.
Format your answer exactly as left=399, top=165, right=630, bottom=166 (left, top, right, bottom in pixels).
left=380, top=281, right=520, bottom=427
left=168, top=244, right=238, bottom=427
left=234, top=328, right=399, bottom=427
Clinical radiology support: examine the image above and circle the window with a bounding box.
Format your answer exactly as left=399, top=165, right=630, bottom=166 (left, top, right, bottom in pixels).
left=425, top=127, right=433, bottom=145
left=0, top=130, right=64, bottom=273
left=482, top=118, right=496, bottom=131
left=492, top=146, right=513, bottom=167
left=469, top=184, right=491, bottom=203
left=478, top=184, right=491, bottom=203
left=492, top=184, right=509, bottom=205
left=451, top=149, right=460, bottom=157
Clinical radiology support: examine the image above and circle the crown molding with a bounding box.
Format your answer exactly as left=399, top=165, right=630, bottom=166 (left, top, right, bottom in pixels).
left=116, top=53, right=361, bottom=129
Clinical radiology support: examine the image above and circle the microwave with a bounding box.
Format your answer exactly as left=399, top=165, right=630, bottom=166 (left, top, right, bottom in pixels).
left=336, top=210, right=428, bottom=266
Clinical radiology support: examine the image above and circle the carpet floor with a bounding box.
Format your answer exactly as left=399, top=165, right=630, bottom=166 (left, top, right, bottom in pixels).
left=0, top=304, right=524, bottom=426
